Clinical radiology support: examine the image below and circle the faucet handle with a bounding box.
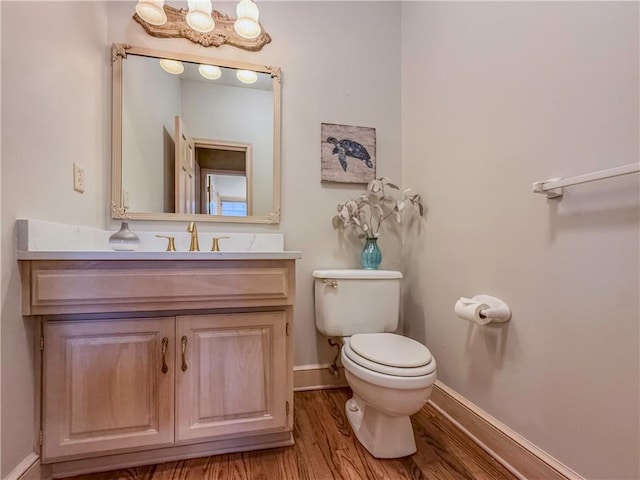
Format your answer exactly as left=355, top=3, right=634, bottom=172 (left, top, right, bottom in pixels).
left=210, top=236, right=230, bottom=252
left=155, top=235, right=176, bottom=252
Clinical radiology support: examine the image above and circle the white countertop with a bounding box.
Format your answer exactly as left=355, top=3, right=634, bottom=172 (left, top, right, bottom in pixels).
left=17, top=250, right=302, bottom=261
left=16, top=219, right=300, bottom=261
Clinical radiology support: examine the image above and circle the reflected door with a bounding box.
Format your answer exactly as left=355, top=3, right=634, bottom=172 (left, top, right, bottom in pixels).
left=175, top=116, right=196, bottom=214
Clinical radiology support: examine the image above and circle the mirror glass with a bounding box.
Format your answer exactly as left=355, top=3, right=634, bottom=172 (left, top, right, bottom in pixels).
left=111, top=44, right=281, bottom=223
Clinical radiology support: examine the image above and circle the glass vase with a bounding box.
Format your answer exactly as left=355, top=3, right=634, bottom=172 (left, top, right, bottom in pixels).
left=361, top=237, right=381, bottom=270
left=109, top=222, right=140, bottom=251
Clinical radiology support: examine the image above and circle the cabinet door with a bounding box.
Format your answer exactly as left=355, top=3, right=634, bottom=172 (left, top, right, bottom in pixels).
left=43, top=318, right=174, bottom=461
left=176, top=311, right=288, bottom=442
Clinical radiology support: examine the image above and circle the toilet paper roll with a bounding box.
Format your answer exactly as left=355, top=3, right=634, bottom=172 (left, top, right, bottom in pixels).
left=454, top=297, right=491, bottom=325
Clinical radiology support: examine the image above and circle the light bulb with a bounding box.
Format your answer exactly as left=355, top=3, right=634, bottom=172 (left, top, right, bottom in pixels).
left=234, top=0, right=261, bottom=39
left=135, top=0, right=167, bottom=26
left=236, top=0, right=259, bottom=20
left=199, top=64, right=222, bottom=80
left=186, top=0, right=215, bottom=33
left=234, top=18, right=261, bottom=40
left=159, top=59, right=184, bottom=75
left=236, top=69, right=258, bottom=84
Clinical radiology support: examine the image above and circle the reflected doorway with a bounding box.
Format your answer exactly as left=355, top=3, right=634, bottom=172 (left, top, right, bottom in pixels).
left=173, top=115, right=253, bottom=217
left=195, top=140, right=252, bottom=216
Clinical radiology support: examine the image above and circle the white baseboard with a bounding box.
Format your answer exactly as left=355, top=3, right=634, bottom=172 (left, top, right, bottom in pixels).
left=3, top=452, right=42, bottom=480
left=429, top=381, right=584, bottom=480
left=293, top=364, right=348, bottom=391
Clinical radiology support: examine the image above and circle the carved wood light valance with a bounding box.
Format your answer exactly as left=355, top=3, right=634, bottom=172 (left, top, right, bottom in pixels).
left=133, top=5, right=271, bottom=52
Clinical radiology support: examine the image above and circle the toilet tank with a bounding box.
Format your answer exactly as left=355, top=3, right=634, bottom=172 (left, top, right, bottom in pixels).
left=313, top=269, right=403, bottom=337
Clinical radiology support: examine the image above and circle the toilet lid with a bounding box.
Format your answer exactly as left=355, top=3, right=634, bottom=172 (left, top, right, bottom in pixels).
left=350, top=333, right=432, bottom=367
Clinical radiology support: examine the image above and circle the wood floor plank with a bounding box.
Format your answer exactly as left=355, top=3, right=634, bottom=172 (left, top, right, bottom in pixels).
left=193, top=455, right=224, bottom=480
left=277, top=445, right=304, bottom=480
left=244, top=448, right=291, bottom=480
left=414, top=406, right=508, bottom=478
left=291, top=396, right=334, bottom=480
left=296, top=391, right=372, bottom=479
left=63, top=388, right=517, bottom=480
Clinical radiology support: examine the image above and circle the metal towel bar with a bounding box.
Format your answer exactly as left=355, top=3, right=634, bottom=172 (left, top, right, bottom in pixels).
left=533, top=162, right=639, bottom=199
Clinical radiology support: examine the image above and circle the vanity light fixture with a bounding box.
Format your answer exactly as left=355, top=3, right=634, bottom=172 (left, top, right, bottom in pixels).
left=236, top=69, right=258, bottom=84
left=199, top=64, right=222, bottom=80
left=132, top=1, right=271, bottom=51
left=159, top=59, right=185, bottom=75
left=186, top=0, right=215, bottom=33
left=234, top=0, right=261, bottom=40
left=135, top=0, right=167, bottom=26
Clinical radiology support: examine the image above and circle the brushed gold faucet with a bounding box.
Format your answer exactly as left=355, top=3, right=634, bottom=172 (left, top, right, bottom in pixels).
left=186, top=222, right=199, bottom=252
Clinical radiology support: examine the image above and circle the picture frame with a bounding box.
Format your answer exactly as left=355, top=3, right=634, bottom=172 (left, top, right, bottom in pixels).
left=321, top=123, right=376, bottom=184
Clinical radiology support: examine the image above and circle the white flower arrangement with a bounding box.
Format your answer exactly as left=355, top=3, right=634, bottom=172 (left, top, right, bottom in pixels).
left=332, top=177, right=424, bottom=239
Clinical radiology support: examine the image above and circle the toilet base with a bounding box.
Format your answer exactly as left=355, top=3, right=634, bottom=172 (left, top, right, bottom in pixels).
left=345, top=395, right=417, bottom=459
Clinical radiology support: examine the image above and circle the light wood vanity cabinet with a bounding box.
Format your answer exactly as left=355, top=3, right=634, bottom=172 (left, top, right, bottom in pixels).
left=20, top=258, right=296, bottom=478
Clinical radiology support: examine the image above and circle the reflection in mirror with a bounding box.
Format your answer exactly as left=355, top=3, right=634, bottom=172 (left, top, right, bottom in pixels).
left=195, top=139, right=252, bottom=216
left=112, top=44, right=281, bottom=223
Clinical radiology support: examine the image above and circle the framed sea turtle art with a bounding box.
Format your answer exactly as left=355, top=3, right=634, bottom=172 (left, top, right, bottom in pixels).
left=321, top=123, right=376, bottom=183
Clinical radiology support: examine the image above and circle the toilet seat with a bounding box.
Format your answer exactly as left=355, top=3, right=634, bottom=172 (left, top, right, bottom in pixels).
left=343, top=334, right=436, bottom=378
left=341, top=347, right=436, bottom=390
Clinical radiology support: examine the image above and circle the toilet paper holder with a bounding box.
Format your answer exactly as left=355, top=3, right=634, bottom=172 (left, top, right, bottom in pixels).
left=456, top=295, right=512, bottom=324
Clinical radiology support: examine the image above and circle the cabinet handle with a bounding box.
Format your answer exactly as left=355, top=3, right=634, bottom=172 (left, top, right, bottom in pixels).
left=181, top=336, right=188, bottom=371
left=161, top=337, right=169, bottom=374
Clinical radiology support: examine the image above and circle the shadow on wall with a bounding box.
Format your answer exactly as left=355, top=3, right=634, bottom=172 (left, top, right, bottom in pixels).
left=402, top=293, right=426, bottom=343
left=400, top=233, right=428, bottom=342
left=546, top=182, right=639, bottom=243
left=461, top=309, right=520, bottom=390
left=464, top=321, right=511, bottom=367
left=401, top=271, right=427, bottom=344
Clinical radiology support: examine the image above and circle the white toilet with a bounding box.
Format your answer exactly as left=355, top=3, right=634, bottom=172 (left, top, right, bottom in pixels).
left=312, top=269, right=437, bottom=459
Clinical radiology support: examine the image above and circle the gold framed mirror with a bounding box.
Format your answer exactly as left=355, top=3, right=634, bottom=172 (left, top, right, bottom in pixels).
left=111, top=44, right=281, bottom=223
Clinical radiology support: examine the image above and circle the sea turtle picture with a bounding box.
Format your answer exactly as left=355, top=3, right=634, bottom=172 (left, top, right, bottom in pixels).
left=321, top=123, right=376, bottom=184
left=327, top=137, right=373, bottom=172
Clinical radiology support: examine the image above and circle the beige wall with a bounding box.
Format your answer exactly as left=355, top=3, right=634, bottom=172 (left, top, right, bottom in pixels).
left=1, top=2, right=109, bottom=475
left=4, top=1, right=636, bottom=478
left=0, top=1, right=402, bottom=475
left=401, top=2, right=639, bottom=479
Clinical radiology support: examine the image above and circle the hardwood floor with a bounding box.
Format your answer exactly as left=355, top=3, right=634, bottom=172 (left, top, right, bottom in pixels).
left=64, top=388, right=516, bottom=480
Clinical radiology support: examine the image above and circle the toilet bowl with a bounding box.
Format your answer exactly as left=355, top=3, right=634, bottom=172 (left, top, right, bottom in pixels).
left=340, top=334, right=436, bottom=458
left=312, top=269, right=437, bottom=459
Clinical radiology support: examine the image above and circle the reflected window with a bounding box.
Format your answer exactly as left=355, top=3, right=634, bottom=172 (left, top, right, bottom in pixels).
left=221, top=200, right=248, bottom=216
left=206, top=173, right=247, bottom=217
